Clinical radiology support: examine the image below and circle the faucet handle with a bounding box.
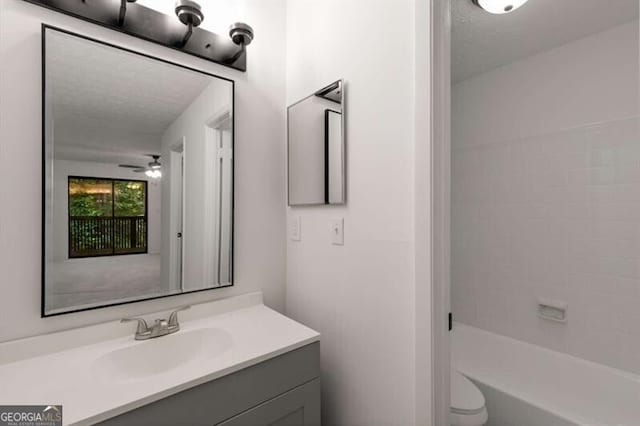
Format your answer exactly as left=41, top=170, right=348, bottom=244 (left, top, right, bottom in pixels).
left=121, top=317, right=149, bottom=334
left=168, top=305, right=191, bottom=327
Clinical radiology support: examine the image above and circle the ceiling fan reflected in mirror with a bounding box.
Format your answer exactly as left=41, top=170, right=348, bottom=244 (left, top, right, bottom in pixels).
left=119, top=154, right=162, bottom=178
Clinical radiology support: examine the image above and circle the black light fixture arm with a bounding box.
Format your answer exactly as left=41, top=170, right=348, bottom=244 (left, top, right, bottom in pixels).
left=118, top=0, right=136, bottom=26
left=118, top=0, right=126, bottom=25
left=225, top=43, right=245, bottom=65
left=226, top=23, right=254, bottom=64
left=181, top=22, right=194, bottom=47
left=175, top=0, right=204, bottom=47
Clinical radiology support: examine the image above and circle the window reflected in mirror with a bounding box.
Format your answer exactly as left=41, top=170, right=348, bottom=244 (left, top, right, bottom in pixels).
left=68, top=177, right=147, bottom=258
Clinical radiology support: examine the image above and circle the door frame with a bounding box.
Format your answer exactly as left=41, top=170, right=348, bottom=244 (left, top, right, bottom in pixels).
left=206, top=107, right=233, bottom=286
left=431, top=0, right=452, bottom=423
left=169, top=137, right=186, bottom=292
left=418, top=0, right=451, bottom=424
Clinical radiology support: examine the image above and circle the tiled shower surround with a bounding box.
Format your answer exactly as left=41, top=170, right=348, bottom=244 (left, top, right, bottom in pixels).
left=451, top=21, right=640, bottom=374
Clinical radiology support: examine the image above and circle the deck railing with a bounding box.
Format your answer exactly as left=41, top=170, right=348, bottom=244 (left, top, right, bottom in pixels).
left=69, top=216, right=147, bottom=258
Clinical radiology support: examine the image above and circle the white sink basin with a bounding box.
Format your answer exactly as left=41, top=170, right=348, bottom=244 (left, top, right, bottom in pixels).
left=93, top=328, right=233, bottom=383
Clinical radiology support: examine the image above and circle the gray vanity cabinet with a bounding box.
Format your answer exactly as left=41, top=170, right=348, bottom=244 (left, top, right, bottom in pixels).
left=217, top=379, right=320, bottom=426
left=98, top=343, right=320, bottom=426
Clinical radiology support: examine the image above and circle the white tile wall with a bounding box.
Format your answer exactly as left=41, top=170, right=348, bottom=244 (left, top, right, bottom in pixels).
left=452, top=21, right=640, bottom=374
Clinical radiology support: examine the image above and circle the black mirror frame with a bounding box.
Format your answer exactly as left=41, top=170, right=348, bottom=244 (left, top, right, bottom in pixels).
left=41, top=25, right=235, bottom=317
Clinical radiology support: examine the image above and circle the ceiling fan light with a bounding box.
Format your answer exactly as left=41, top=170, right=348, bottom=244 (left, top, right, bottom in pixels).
left=472, top=0, right=529, bottom=14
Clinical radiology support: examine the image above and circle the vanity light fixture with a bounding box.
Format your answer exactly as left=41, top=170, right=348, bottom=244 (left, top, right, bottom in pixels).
left=472, top=0, right=529, bottom=14
left=21, top=0, right=254, bottom=71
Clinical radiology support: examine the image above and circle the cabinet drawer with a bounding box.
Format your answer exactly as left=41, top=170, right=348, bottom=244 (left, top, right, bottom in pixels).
left=216, top=378, right=320, bottom=426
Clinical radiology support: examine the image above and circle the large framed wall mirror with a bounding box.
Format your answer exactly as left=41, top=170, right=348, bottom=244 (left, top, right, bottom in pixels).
left=288, top=80, right=345, bottom=206
left=42, top=26, right=234, bottom=316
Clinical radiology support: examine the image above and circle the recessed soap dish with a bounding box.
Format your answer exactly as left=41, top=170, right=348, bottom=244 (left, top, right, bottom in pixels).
left=538, top=298, right=568, bottom=323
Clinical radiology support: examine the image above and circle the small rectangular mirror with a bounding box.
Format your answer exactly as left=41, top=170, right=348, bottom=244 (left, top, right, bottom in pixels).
left=288, top=80, right=345, bottom=205
left=42, top=27, right=234, bottom=316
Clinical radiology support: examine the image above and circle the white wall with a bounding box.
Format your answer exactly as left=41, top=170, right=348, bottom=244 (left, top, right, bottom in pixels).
left=451, top=21, right=640, bottom=373
left=285, top=0, right=431, bottom=424
left=0, top=0, right=286, bottom=342
left=51, top=160, right=162, bottom=262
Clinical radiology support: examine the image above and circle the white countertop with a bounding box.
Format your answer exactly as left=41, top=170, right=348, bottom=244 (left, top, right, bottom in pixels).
left=0, top=293, right=320, bottom=425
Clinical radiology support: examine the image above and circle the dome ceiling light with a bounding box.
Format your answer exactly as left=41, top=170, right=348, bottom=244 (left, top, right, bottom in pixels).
left=472, top=0, right=530, bottom=14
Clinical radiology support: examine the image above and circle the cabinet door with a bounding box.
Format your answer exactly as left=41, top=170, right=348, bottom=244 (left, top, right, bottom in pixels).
left=217, top=379, right=320, bottom=426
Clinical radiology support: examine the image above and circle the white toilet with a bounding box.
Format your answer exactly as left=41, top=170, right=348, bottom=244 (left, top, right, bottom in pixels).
left=450, top=370, right=488, bottom=426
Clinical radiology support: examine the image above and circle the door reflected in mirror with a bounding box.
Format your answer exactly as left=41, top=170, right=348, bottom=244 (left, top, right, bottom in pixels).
left=43, top=27, right=234, bottom=316
left=288, top=80, right=345, bottom=206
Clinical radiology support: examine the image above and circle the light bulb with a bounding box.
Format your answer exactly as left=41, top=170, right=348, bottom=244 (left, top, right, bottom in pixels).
left=473, top=0, right=529, bottom=14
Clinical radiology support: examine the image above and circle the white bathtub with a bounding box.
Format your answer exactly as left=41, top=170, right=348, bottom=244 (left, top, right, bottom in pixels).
left=452, top=323, right=640, bottom=426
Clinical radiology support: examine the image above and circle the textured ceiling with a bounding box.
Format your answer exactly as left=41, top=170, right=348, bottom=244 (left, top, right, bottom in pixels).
left=46, top=30, right=215, bottom=163
left=452, top=0, right=639, bottom=83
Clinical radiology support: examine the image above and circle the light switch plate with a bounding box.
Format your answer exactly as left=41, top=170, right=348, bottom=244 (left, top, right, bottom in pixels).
left=289, top=216, right=301, bottom=241
left=330, top=218, right=344, bottom=245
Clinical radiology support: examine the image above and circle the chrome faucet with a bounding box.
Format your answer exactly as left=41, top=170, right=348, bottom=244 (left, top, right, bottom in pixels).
left=121, top=305, right=191, bottom=340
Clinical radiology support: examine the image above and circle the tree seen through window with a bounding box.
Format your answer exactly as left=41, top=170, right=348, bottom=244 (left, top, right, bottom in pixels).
left=68, top=177, right=147, bottom=258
